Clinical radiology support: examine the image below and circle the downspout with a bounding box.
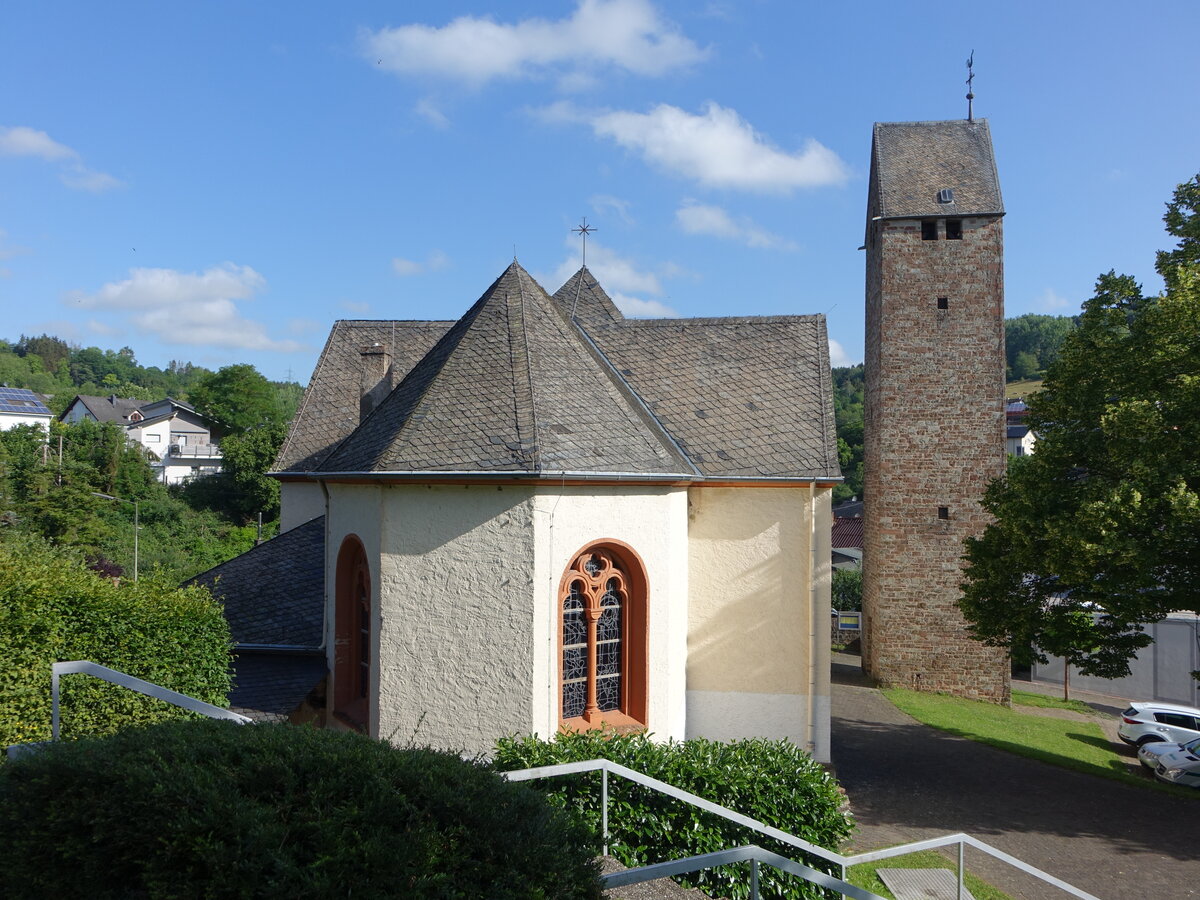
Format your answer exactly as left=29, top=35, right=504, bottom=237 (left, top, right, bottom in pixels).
left=808, top=482, right=819, bottom=757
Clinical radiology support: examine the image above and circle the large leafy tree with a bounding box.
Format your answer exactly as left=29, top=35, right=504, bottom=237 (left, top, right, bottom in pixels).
left=961, top=176, right=1200, bottom=679
left=187, top=363, right=283, bottom=435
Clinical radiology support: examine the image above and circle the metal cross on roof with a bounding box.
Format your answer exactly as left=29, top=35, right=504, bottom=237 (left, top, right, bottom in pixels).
left=965, top=50, right=976, bottom=122
left=572, top=217, right=596, bottom=267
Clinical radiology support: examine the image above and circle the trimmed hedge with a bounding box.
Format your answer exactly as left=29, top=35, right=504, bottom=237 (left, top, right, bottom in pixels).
left=493, top=731, right=854, bottom=900
left=0, top=720, right=603, bottom=899
left=0, top=532, right=232, bottom=747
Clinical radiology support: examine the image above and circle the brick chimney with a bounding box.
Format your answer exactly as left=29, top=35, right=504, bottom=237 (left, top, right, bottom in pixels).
left=359, top=343, right=393, bottom=423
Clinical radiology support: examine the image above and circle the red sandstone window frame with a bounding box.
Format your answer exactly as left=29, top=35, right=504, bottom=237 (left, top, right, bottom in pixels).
left=558, top=540, right=648, bottom=732
left=334, top=535, right=371, bottom=731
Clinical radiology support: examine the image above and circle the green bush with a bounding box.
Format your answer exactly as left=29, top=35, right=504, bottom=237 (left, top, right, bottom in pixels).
left=0, top=532, right=231, bottom=747
left=0, top=720, right=603, bottom=900
left=493, top=731, right=854, bottom=900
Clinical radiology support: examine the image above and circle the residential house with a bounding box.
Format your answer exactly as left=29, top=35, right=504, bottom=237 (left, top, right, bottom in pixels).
left=60, top=394, right=222, bottom=484
left=0, top=387, right=53, bottom=432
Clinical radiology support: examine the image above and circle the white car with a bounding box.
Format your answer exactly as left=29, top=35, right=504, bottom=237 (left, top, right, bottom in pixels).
left=1151, top=744, right=1200, bottom=789
left=1117, top=702, right=1200, bottom=747
left=1138, top=735, right=1200, bottom=769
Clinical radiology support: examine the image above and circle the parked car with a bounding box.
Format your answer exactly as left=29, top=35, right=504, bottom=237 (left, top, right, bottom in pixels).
left=1118, top=702, right=1200, bottom=747
left=1151, top=744, right=1200, bottom=789
left=1137, top=735, right=1200, bottom=769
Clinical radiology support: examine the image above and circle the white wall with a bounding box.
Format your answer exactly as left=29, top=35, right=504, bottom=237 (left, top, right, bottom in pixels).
left=530, top=486, right=689, bottom=742
left=686, top=485, right=833, bottom=762
left=0, top=413, right=52, bottom=432
left=280, top=482, right=325, bottom=532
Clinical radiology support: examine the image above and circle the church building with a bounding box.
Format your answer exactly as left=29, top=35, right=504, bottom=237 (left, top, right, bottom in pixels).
left=198, top=262, right=841, bottom=760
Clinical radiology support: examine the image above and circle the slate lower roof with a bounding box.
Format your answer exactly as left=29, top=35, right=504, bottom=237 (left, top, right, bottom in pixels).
left=229, top=652, right=326, bottom=721
left=187, top=515, right=325, bottom=647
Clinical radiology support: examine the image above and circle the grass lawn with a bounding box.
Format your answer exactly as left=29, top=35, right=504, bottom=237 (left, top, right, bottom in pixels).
left=883, top=688, right=1197, bottom=798
left=1011, top=689, right=1094, bottom=715
left=847, top=849, right=1015, bottom=900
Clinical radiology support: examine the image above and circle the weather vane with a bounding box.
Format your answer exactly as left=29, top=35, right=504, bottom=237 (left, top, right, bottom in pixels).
left=965, top=50, right=975, bottom=122
left=572, top=217, right=596, bottom=267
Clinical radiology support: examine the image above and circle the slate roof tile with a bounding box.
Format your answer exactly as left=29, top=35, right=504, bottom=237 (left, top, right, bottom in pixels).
left=188, top=515, right=325, bottom=647
left=871, top=119, right=1003, bottom=219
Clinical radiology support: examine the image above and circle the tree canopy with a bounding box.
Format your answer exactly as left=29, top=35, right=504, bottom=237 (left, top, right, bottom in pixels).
left=186, top=363, right=284, bottom=435
left=960, top=176, right=1200, bottom=678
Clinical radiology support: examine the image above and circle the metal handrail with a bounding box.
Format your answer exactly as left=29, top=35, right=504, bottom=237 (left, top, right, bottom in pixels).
left=501, top=758, right=1102, bottom=900
left=602, top=844, right=883, bottom=900
left=51, top=660, right=250, bottom=740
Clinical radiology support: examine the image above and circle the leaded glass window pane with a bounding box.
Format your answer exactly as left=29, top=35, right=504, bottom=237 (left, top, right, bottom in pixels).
left=562, top=583, right=588, bottom=718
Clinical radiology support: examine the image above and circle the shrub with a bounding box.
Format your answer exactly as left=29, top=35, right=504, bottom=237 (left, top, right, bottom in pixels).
left=0, top=720, right=603, bottom=900
left=0, top=532, right=231, bottom=747
left=493, top=731, right=853, bottom=900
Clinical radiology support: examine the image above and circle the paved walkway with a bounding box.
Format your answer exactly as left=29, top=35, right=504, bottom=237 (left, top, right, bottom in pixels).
left=830, top=654, right=1199, bottom=899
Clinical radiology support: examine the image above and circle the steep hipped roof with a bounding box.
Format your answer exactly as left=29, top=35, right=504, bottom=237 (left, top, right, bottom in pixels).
left=276, top=265, right=841, bottom=483
left=320, top=263, right=695, bottom=476
left=588, top=315, right=838, bottom=479
left=870, top=119, right=1003, bottom=219
left=275, top=319, right=451, bottom=472
left=552, top=266, right=625, bottom=325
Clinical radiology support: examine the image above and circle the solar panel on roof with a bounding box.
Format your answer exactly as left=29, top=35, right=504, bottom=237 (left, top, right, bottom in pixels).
left=0, top=387, right=52, bottom=416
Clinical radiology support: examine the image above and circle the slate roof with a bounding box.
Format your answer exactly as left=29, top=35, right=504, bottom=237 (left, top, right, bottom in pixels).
left=552, top=266, right=625, bottom=325
left=587, top=315, right=837, bottom=479
left=276, top=264, right=841, bottom=482
left=67, top=394, right=146, bottom=424
left=228, top=653, right=326, bottom=721
left=320, top=263, right=696, bottom=476
left=188, top=515, right=325, bottom=647
left=870, top=119, right=1003, bottom=219
left=276, top=320, right=451, bottom=472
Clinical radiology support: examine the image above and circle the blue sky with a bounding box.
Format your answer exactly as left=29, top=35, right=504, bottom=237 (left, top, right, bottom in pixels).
left=1, top=1, right=1195, bottom=383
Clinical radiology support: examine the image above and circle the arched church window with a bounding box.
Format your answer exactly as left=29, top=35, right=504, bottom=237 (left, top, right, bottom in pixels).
left=334, top=535, right=371, bottom=731
left=559, top=541, right=647, bottom=731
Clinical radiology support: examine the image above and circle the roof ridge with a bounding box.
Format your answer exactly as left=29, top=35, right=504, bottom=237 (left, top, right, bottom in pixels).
left=506, top=268, right=541, bottom=471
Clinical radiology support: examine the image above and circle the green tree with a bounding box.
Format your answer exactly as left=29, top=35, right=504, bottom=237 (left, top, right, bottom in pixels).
left=831, top=364, right=864, bottom=503
left=832, top=567, right=862, bottom=611
left=188, top=363, right=282, bottom=434
left=961, top=178, right=1200, bottom=679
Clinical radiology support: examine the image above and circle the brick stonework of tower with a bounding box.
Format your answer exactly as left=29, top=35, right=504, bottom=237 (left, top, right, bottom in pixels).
left=861, top=119, right=1010, bottom=702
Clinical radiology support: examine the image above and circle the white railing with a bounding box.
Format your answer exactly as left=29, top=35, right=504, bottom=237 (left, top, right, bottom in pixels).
left=502, top=758, right=1102, bottom=900
left=169, top=443, right=222, bottom=458
left=51, top=660, right=250, bottom=739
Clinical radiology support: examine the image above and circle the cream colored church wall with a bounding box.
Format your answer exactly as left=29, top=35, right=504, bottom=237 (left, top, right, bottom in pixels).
left=279, top=481, right=325, bottom=533
left=374, top=484, right=539, bottom=755
left=686, top=486, right=833, bottom=762
left=530, top=486, right=689, bottom=742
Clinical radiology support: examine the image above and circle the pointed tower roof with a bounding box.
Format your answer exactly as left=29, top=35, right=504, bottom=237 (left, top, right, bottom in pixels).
left=552, top=266, right=625, bottom=324
left=318, top=262, right=695, bottom=477
left=870, top=119, right=1003, bottom=219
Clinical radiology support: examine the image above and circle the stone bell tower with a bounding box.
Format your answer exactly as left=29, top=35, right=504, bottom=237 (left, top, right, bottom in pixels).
left=861, top=119, right=1009, bottom=701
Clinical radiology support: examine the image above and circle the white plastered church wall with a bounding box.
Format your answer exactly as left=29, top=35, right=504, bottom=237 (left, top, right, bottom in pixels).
left=530, top=486, right=689, bottom=742
left=685, top=485, right=833, bottom=762
left=374, top=483, right=538, bottom=755
left=279, top=481, right=325, bottom=533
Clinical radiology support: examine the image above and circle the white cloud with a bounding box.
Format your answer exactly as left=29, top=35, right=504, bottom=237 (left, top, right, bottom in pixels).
left=393, top=250, right=450, bottom=277
left=414, top=98, right=450, bottom=129
left=611, top=292, right=677, bottom=317
left=87, top=319, right=119, bottom=336
left=69, top=263, right=303, bottom=352
left=544, top=238, right=678, bottom=317
left=340, top=299, right=371, bottom=314
left=675, top=201, right=798, bottom=250
left=828, top=338, right=851, bottom=368
left=0, top=125, right=122, bottom=191
left=0, top=126, right=75, bottom=160
left=364, top=0, right=705, bottom=88
left=566, top=101, right=847, bottom=192
left=1037, top=287, right=1071, bottom=311
left=590, top=194, right=634, bottom=225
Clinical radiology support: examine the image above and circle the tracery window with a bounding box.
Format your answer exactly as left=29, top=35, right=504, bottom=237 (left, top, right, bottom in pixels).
left=559, top=542, right=647, bottom=730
